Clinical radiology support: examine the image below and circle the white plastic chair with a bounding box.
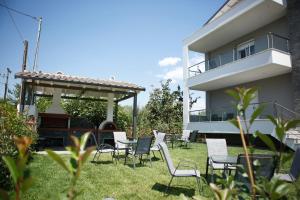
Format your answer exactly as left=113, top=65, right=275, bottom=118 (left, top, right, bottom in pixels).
left=113, top=131, right=128, bottom=161
left=159, top=142, right=202, bottom=194
left=151, top=132, right=166, bottom=160
left=205, top=138, right=235, bottom=181
left=177, top=130, right=190, bottom=147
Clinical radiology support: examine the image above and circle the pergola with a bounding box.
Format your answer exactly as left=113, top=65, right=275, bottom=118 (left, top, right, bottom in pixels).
left=15, top=71, right=145, bottom=138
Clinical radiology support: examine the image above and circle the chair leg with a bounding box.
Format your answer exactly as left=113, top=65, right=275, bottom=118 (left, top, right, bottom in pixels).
left=195, top=176, right=201, bottom=194
left=159, top=150, right=164, bottom=162
left=92, top=150, right=98, bottom=161
left=148, top=154, right=152, bottom=167
left=205, top=157, right=209, bottom=179
left=166, top=176, right=174, bottom=193
left=133, top=156, right=136, bottom=169
left=152, top=151, right=156, bottom=158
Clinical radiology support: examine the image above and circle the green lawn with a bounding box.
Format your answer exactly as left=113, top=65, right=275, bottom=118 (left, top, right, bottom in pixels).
left=22, top=143, right=274, bottom=200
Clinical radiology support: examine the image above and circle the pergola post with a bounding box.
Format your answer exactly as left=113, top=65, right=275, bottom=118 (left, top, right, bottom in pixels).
left=106, top=93, right=114, bottom=121
left=114, top=101, right=118, bottom=122
left=132, top=93, right=138, bottom=139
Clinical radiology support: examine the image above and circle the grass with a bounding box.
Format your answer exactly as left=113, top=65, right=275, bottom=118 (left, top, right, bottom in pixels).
left=21, top=142, right=276, bottom=200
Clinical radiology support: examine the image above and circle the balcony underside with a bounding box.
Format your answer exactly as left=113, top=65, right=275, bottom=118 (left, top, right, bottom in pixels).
left=187, top=120, right=274, bottom=134
left=185, top=0, right=286, bottom=52
left=187, top=49, right=291, bottom=91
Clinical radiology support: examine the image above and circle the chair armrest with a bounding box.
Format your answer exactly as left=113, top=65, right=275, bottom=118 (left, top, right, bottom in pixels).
left=176, top=159, right=199, bottom=170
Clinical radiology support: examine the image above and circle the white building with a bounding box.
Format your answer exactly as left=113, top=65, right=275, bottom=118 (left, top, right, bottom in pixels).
left=182, top=0, right=300, bottom=149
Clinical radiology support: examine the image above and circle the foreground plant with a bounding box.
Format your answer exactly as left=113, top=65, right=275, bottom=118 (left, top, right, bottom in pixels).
left=46, top=132, right=95, bottom=200
left=0, top=136, right=33, bottom=200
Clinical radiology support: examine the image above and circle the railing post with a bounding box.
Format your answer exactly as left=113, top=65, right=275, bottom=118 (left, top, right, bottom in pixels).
left=271, top=32, right=274, bottom=48
left=219, top=55, right=222, bottom=66
left=267, top=33, right=270, bottom=49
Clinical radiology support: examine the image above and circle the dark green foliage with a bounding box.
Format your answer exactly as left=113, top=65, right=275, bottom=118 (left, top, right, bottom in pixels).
left=62, top=99, right=107, bottom=128
left=35, top=97, right=52, bottom=113
left=114, top=106, right=132, bottom=132
left=0, top=101, right=37, bottom=189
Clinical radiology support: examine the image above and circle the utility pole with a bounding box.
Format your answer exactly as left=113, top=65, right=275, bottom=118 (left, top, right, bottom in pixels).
left=33, top=17, right=42, bottom=72
left=19, top=40, right=28, bottom=112
left=3, top=67, right=12, bottom=100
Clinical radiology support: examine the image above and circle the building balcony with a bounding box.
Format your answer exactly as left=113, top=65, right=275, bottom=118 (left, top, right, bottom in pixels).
left=187, top=33, right=291, bottom=91
left=184, top=0, right=287, bottom=52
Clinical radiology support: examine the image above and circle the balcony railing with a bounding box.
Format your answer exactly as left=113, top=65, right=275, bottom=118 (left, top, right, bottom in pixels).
left=188, top=32, right=290, bottom=78
left=189, top=101, right=278, bottom=122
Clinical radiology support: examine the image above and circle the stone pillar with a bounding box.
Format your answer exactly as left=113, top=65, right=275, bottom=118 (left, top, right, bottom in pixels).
left=183, top=45, right=190, bottom=129
left=287, top=0, right=300, bottom=113
left=106, top=93, right=114, bottom=121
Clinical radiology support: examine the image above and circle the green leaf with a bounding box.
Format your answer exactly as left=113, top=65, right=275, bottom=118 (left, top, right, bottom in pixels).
left=275, top=126, right=285, bottom=142
left=229, top=118, right=239, bottom=129
left=250, top=104, right=265, bottom=125
left=2, top=156, right=19, bottom=184
left=285, top=119, right=300, bottom=131
left=80, top=132, right=91, bottom=151
left=225, top=89, right=240, bottom=101
left=267, top=115, right=278, bottom=126
left=80, top=146, right=95, bottom=164
left=46, top=149, right=70, bottom=172
left=255, top=131, right=276, bottom=151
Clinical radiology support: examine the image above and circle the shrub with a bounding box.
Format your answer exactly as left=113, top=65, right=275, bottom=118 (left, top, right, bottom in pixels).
left=0, top=101, right=38, bottom=189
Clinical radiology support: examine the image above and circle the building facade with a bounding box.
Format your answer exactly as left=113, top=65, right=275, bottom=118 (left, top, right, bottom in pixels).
left=182, top=0, right=300, bottom=149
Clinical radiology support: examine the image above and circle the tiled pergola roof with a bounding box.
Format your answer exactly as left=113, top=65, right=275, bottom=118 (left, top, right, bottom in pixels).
left=15, top=71, right=145, bottom=92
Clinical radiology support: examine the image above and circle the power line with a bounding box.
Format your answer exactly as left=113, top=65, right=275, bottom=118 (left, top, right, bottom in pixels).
left=2, top=0, right=24, bottom=41
left=0, top=2, right=38, bottom=21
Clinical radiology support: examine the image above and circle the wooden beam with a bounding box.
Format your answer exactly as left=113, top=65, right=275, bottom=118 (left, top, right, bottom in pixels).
left=34, top=93, right=108, bottom=102
left=30, top=82, right=136, bottom=95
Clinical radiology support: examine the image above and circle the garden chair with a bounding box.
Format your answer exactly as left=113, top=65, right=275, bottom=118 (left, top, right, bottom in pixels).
left=234, top=154, right=277, bottom=193
left=151, top=132, right=166, bottom=161
left=125, top=136, right=153, bottom=169
left=113, top=131, right=128, bottom=161
left=153, top=130, right=158, bottom=138
left=205, top=138, right=235, bottom=181
left=158, top=142, right=202, bottom=194
left=274, top=148, right=300, bottom=182
left=177, top=130, right=190, bottom=147
left=90, top=132, right=115, bottom=162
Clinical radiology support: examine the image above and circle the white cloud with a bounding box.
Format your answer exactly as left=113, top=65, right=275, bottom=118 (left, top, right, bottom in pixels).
left=163, top=67, right=183, bottom=80
left=158, top=57, right=181, bottom=67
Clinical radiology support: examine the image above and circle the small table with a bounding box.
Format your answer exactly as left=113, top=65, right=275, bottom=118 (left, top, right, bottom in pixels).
left=211, top=155, right=237, bottom=175
left=117, top=139, right=137, bottom=145
left=211, top=155, right=238, bottom=165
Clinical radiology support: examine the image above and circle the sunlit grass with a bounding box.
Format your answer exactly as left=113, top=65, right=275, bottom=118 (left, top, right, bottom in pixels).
left=23, top=143, right=273, bottom=200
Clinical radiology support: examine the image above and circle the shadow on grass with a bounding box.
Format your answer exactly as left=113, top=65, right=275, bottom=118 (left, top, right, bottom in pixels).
left=151, top=183, right=195, bottom=197
left=91, top=160, right=114, bottom=165
left=150, top=157, right=163, bottom=162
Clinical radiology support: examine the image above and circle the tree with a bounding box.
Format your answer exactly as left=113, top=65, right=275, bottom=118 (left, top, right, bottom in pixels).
left=145, top=79, right=183, bottom=134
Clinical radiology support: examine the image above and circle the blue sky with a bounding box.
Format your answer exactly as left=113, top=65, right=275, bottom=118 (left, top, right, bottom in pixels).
left=0, top=0, right=224, bottom=107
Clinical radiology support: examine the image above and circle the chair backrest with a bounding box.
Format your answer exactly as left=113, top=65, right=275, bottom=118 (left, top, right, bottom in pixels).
left=113, top=131, right=127, bottom=149
left=152, top=132, right=166, bottom=147
left=90, top=131, right=99, bottom=148
left=290, top=148, right=300, bottom=180
left=159, top=142, right=175, bottom=175
left=234, top=154, right=277, bottom=192
left=181, top=130, right=190, bottom=140
left=153, top=130, right=158, bottom=138
left=135, top=136, right=153, bottom=155
left=206, top=138, right=228, bottom=157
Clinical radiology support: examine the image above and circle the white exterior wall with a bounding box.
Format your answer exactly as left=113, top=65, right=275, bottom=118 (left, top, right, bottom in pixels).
left=182, top=46, right=190, bottom=129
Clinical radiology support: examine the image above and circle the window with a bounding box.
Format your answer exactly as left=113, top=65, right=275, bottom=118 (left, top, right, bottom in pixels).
left=237, top=40, right=255, bottom=59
